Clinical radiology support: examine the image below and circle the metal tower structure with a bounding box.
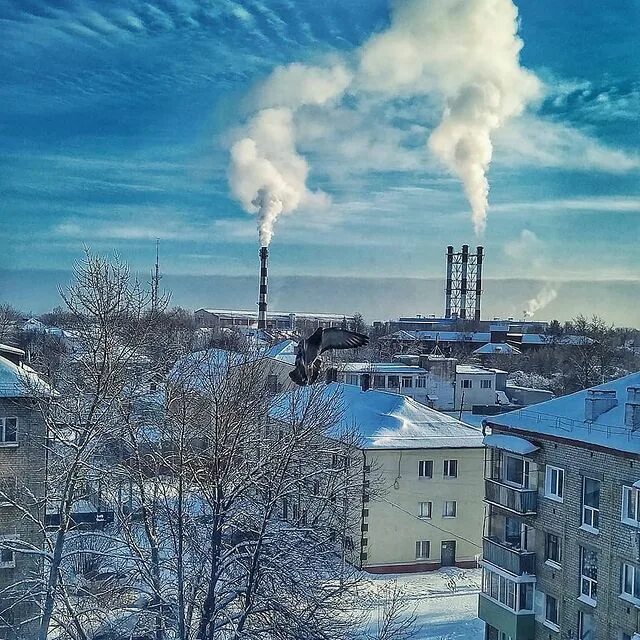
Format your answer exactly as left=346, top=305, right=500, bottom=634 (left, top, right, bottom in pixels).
left=151, top=239, right=162, bottom=312
left=444, top=245, right=484, bottom=322
left=257, top=246, right=269, bottom=330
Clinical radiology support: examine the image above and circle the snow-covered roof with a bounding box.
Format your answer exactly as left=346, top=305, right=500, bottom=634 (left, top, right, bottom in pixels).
left=381, top=330, right=591, bottom=347
left=0, top=355, right=51, bottom=398
left=486, top=372, right=640, bottom=454
left=456, top=364, right=502, bottom=376
left=270, top=383, right=484, bottom=450
left=483, top=434, right=539, bottom=456
left=265, top=340, right=297, bottom=365
left=473, top=342, right=522, bottom=355
left=0, top=343, right=24, bottom=358
left=340, top=363, right=428, bottom=375
left=197, top=308, right=352, bottom=321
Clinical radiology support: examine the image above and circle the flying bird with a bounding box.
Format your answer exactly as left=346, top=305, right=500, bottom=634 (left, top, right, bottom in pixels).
left=289, top=327, right=369, bottom=386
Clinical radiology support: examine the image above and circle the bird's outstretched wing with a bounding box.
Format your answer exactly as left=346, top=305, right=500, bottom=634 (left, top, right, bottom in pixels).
left=320, top=328, right=369, bottom=353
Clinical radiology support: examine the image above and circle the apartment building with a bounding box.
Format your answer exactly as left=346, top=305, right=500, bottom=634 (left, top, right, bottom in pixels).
left=479, top=372, right=640, bottom=640
left=272, top=382, right=485, bottom=573
left=0, top=345, right=47, bottom=639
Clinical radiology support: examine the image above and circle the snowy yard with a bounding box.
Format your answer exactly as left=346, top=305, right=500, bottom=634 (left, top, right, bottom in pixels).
left=358, top=567, right=484, bottom=640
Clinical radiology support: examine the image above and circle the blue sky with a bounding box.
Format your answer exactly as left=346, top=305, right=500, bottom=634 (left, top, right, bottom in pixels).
left=1, top=0, right=639, bottom=320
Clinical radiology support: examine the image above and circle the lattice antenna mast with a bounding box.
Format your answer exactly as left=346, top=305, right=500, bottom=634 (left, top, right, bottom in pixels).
left=444, top=245, right=484, bottom=322
left=151, top=239, right=162, bottom=311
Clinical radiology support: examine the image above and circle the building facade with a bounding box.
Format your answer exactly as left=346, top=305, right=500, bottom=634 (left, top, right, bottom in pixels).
left=479, top=373, right=640, bottom=640
left=0, top=347, right=46, bottom=639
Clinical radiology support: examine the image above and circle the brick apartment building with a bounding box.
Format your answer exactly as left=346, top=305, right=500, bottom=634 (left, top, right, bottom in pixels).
left=479, top=372, right=640, bottom=640
left=0, top=345, right=47, bottom=639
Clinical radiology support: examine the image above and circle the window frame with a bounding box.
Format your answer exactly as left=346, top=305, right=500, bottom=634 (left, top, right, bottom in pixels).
left=0, top=418, right=18, bottom=445
left=461, top=379, right=472, bottom=389
left=578, top=610, right=595, bottom=640
left=402, top=376, right=413, bottom=389
left=415, top=540, right=430, bottom=560
left=418, top=460, right=433, bottom=479
left=416, top=376, right=426, bottom=388
left=581, top=477, right=600, bottom=533
left=443, top=500, right=457, bottom=518
left=0, top=536, right=16, bottom=569
left=480, top=379, right=493, bottom=389
left=622, top=486, right=640, bottom=526
left=544, top=593, right=560, bottom=628
left=621, top=562, right=640, bottom=604
left=544, top=465, right=564, bottom=502
left=545, top=532, right=562, bottom=567
left=580, top=546, right=598, bottom=605
left=419, top=501, right=432, bottom=519
left=443, top=459, right=458, bottom=479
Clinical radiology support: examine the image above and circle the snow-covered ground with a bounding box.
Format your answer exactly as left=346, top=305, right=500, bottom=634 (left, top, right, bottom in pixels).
left=359, top=567, right=484, bottom=640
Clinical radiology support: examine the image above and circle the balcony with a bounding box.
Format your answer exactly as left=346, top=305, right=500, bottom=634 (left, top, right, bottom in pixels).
left=478, top=595, right=535, bottom=640
left=485, top=479, right=537, bottom=515
left=483, top=537, right=536, bottom=576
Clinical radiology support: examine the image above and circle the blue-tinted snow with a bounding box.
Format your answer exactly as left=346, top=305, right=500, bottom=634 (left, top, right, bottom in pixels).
left=486, top=371, right=640, bottom=453
left=271, top=383, right=484, bottom=450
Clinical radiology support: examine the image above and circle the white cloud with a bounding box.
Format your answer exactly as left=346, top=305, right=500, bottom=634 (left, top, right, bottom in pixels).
left=494, top=115, right=639, bottom=171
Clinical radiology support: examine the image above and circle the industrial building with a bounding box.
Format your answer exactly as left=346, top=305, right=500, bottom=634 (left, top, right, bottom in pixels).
left=479, top=372, right=640, bottom=640
left=194, top=308, right=353, bottom=332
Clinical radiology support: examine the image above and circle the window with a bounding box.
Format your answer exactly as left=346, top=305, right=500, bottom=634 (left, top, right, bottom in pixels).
left=461, top=379, right=472, bottom=389
left=545, top=594, right=559, bottom=627
left=504, top=455, right=529, bottom=488
left=416, top=377, right=426, bottom=388
left=481, top=567, right=532, bottom=612
left=419, top=501, right=432, bottom=518
left=415, top=540, right=430, bottom=559
left=580, top=547, right=598, bottom=604
left=0, top=538, right=15, bottom=569
left=481, top=379, right=492, bottom=389
left=0, top=418, right=17, bottom=444
left=444, top=459, right=458, bottom=478
left=402, top=376, right=413, bottom=388
left=267, top=374, right=279, bottom=393
left=387, top=376, right=399, bottom=388
left=443, top=500, right=457, bottom=518
left=545, top=532, right=562, bottom=566
left=418, top=460, right=433, bottom=478
left=578, top=610, right=595, bottom=639
left=545, top=465, right=564, bottom=501
left=373, top=375, right=385, bottom=389
left=621, top=563, right=640, bottom=603
left=622, top=486, right=640, bottom=525
left=346, top=374, right=359, bottom=386
left=0, top=477, right=16, bottom=506
left=582, top=477, right=600, bottom=532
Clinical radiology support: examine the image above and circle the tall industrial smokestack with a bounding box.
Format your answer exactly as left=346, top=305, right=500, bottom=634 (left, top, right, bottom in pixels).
left=460, top=244, right=469, bottom=320
left=258, top=246, right=268, bottom=330
left=445, top=246, right=454, bottom=318
left=475, top=246, right=483, bottom=323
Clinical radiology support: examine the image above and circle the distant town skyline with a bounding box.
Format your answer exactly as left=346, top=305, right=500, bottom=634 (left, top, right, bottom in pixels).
left=2, top=1, right=639, bottom=322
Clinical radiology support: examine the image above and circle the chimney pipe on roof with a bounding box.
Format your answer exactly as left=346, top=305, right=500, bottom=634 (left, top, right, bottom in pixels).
left=258, top=247, right=268, bottom=330
left=585, top=389, right=618, bottom=421
left=625, top=386, right=640, bottom=432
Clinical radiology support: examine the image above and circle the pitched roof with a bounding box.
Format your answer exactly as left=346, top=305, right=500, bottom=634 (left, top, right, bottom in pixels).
left=486, top=371, right=640, bottom=454
left=0, top=355, right=51, bottom=398
left=270, top=383, right=484, bottom=450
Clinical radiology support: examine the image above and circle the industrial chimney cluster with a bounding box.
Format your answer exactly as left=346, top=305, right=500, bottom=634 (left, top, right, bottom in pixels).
left=257, top=246, right=268, bottom=330
left=444, top=245, right=484, bottom=322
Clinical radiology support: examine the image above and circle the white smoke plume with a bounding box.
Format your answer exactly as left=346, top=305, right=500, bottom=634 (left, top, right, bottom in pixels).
left=359, top=0, right=541, bottom=234
left=229, top=64, right=350, bottom=246
left=524, top=284, right=558, bottom=318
